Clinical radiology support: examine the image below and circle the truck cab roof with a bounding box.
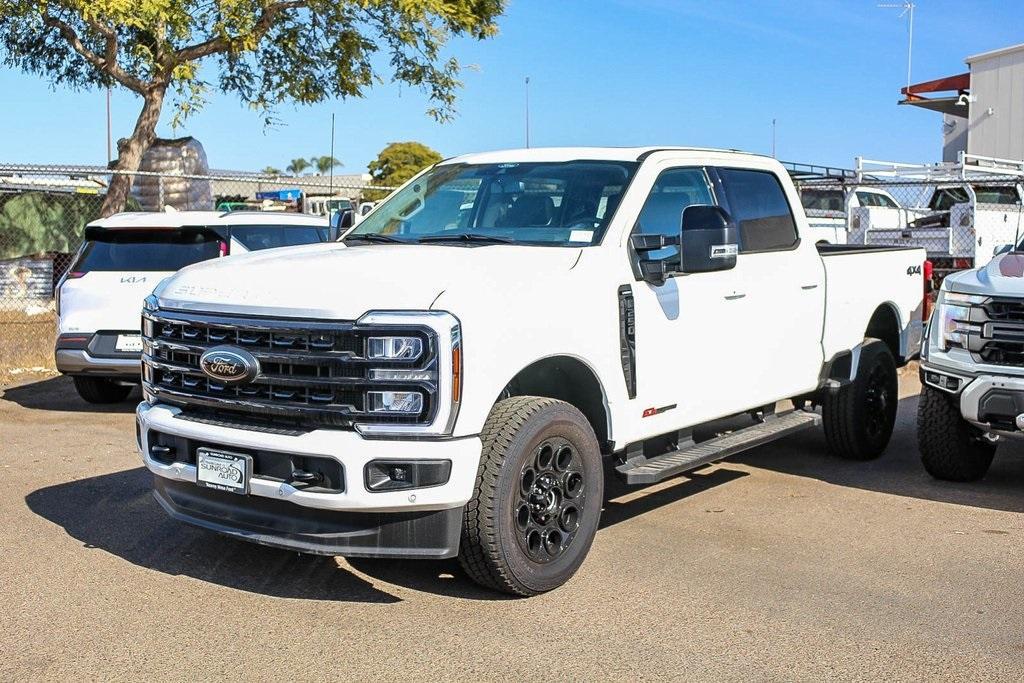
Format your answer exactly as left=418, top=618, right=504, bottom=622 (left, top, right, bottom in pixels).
left=442, top=146, right=772, bottom=166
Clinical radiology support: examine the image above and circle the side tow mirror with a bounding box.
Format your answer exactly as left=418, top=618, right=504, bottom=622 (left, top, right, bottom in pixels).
left=331, top=209, right=354, bottom=239
left=679, top=205, right=739, bottom=273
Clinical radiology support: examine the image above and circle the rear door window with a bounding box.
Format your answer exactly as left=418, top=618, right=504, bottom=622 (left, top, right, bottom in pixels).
left=716, top=168, right=798, bottom=252
left=800, top=189, right=844, bottom=212
left=75, top=229, right=221, bottom=272
left=230, top=225, right=328, bottom=250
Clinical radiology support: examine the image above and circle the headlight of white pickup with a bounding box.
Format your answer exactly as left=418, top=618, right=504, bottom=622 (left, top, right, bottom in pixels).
left=355, top=310, right=462, bottom=437
left=930, top=291, right=984, bottom=351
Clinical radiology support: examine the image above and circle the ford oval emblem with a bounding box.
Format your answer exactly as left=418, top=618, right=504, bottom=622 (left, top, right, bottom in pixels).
left=199, top=346, right=260, bottom=384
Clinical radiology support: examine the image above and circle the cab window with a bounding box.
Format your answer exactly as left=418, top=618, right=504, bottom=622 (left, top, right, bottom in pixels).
left=716, top=168, right=798, bottom=252
left=634, top=167, right=714, bottom=261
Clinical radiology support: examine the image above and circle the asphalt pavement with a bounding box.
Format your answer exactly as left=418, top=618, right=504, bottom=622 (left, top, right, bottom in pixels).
left=1, top=369, right=1022, bottom=681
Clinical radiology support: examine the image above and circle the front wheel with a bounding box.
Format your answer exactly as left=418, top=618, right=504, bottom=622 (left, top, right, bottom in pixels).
left=917, top=385, right=995, bottom=482
left=459, top=397, right=604, bottom=596
left=822, top=339, right=898, bottom=460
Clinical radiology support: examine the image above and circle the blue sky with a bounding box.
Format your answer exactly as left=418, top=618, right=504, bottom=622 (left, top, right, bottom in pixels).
left=1, top=0, right=1021, bottom=172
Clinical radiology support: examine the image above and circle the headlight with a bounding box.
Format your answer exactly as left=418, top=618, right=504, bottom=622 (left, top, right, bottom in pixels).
left=931, top=291, right=984, bottom=351
left=355, top=310, right=462, bottom=437
left=367, top=336, right=423, bottom=360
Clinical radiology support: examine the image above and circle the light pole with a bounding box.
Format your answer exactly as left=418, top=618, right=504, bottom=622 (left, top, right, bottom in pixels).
left=525, top=76, right=531, bottom=148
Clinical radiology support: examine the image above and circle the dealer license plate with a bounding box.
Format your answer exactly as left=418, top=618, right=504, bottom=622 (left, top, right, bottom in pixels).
left=196, top=448, right=251, bottom=495
left=115, top=334, right=143, bottom=352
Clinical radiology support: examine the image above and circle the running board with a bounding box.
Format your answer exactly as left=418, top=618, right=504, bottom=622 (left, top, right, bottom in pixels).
left=615, top=411, right=822, bottom=485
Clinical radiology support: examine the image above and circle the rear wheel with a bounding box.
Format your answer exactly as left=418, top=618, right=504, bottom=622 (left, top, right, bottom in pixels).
left=917, top=384, right=995, bottom=482
left=72, top=376, right=133, bottom=404
left=822, top=339, right=898, bottom=460
left=459, top=397, right=603, bottom=596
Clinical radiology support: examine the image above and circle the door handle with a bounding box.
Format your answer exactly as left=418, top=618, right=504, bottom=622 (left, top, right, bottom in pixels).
left=724, top=293, right=746, bottom=300
left=801, top=284, right=819, bottom=290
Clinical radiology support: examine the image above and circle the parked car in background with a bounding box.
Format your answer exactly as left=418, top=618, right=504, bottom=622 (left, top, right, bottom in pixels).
left=136, top=146, right=926, bottom=596
left=55, top=210, right=329, bottom=403
left=798, top=185, right=907, bottom=245
left=918, top=245, right=1024, bottom=481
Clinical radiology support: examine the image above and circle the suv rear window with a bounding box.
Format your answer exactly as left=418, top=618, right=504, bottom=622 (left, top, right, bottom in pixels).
left=230, top=225, right=328, bottom=251
left=76, top=229, right=222, bottom=272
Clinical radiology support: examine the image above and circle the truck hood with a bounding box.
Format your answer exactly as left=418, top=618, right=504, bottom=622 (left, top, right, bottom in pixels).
left=154, top=242, right=583, bottom=318
left=945, top=251, right=1024, bottom=296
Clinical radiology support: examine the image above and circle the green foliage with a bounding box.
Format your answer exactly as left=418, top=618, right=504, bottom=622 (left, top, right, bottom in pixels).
left=0, top=0, right=506, bottom=125
left=312, top=155, right=341, bottom=175
left=261, top=166, right=281, bottom=176
left=365, top=141, right=443, bottom=201
left=286, top=158, right=311, bottom=176
left=0, top=191, right=140, bottom=259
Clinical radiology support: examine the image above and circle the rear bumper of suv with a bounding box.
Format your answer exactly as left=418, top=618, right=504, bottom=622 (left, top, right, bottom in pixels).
left=55, top=332, right=141, bottom=377
left=55, top=349, right=140, bottom=376
left=136, top=401, right=482, bottom=558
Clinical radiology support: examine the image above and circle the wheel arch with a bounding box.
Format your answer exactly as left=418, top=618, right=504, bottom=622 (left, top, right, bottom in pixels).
left=497, top=354, right=611, bottom=450
left=865, top=301, right=903, bottom=361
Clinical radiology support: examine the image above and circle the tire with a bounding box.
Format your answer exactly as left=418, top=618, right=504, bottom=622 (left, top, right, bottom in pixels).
left=72, top=376, right=133, bottom=404
left=822, top=339, right=898, bottom=460
left=917, top=385, right=995, bottom=482
left=459, top=396, right=604, bottom=596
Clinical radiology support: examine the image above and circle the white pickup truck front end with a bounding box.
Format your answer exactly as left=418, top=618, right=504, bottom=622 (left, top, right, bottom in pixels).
left=136, top=295, right=480, bottom=558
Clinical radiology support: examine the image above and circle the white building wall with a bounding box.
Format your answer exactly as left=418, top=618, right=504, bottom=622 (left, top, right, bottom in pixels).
left=966, top=44, right=1024, bottom=160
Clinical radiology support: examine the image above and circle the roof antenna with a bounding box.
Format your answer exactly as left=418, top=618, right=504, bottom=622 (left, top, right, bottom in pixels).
left=879, top=2, right=915, bottom=92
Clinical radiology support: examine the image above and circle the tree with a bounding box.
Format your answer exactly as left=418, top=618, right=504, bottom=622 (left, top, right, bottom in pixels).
left=365, top=142, right=443, bottom=200
left=286, top=158, right=311, bottom=176
left=261, top=166, right=281, bottom=176
left=0, top=1, right=505, bottom=216
left=312, top=156, right=342, bottom=175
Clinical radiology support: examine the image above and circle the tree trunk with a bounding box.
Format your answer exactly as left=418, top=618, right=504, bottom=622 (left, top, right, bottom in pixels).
left=100, top=86, right=167, bottom=217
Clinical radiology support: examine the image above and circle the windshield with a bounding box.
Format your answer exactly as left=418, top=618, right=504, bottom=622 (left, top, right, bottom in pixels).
left=231, top=225, right=328, bottom=251
left=76, top=229, right=222, bottom=272
left=348, top=161, right=639, bottom=246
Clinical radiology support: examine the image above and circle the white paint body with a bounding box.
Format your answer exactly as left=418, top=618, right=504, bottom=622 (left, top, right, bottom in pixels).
left=139, top=148, right=927, bottom=512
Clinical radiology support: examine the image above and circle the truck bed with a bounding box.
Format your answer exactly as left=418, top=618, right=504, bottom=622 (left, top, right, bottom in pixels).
left=818, top=243, right=927, bottom=363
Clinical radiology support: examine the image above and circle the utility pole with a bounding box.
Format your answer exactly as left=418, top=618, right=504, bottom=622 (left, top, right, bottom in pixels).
left=329, top=112, right=336, bottom=197
left=771, top=118, right=777, bottom=158
left=525, top=76, right=531, bottom=148
left=106, top=88, right=112, bottom=164
left=879, top=2, right=916, bottom=91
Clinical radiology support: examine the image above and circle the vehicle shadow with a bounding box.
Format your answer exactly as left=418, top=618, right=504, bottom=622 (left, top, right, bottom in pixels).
left=25, top=467, right=410, bottom=603
left=25, top=462, right=745, bottom=603
left=730, top=394, right=1024, bottom=514
left=2, top=375, right=141, bottom=414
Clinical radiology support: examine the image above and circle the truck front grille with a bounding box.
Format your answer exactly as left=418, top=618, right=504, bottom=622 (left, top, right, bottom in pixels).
left=142, top=309, right=436, bottom=428
left=970, top=299, right=1024, bottom=366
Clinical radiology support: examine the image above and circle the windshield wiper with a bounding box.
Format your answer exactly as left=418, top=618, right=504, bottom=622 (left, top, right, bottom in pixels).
left=417, top=233, right=515, bottom=245
left=342, top=233, right=410, bottom=244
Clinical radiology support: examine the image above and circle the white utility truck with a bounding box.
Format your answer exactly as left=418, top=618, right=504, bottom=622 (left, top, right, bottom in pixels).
left=56, top=211, right=329, bottom=403
left=850, top=155, right=1024, bottom=281
left=136, top=147, right=927, bottom=595
left=786, top=161, right=907, bottom=245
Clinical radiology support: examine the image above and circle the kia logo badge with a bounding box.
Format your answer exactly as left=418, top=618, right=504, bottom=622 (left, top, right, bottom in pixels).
left=199, top=346, right=260, bottom=384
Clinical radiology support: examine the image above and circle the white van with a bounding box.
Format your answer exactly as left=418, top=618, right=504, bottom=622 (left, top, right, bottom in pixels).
left=55, top=211, right=329, bottom=403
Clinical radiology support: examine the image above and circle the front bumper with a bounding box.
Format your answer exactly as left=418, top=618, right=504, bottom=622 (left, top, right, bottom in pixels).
left=56, top=349, right=141, bottom=376
left=137, top=401, right=482, bottom=556
left=921, top=355, right=1024, bottom=437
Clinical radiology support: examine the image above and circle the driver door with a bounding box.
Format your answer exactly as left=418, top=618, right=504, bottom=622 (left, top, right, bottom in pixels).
left=629, top=165, right=751, bottom=437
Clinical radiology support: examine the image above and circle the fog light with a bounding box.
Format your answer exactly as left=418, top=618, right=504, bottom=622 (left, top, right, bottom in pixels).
left=366, top=390, right=423, bottom=414
left=925, top=371, right=961, bottom=392
left=364, top=460, right=452, bottom=491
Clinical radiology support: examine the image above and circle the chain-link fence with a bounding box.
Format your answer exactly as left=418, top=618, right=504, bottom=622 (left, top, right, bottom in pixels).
left=0, top=162, right=391, bottom=380
left=788, top=157, right=1024, bottom=286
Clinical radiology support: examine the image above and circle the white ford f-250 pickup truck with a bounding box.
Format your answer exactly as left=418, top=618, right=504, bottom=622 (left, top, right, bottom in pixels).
left=136, top=147, right=927, bottom=595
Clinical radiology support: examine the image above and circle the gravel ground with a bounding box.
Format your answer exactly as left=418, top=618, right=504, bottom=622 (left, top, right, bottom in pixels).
left=1, top=369, right=1023, bottom=681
